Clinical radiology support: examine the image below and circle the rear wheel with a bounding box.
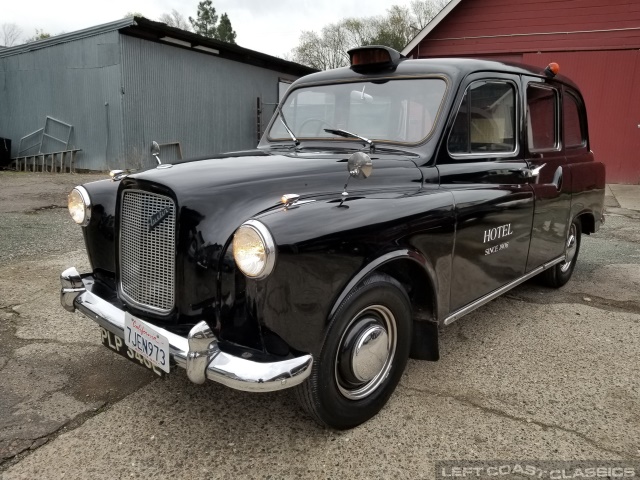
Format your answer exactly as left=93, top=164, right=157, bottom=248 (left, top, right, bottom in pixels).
left=542, top=218, right=581, bottom=288
left=295, top=273, right=412, bottom=429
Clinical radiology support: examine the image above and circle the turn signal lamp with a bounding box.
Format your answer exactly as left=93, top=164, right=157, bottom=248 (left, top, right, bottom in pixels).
left=348, top=45, right=404, bottom=73
left=544, top=62, right=560, bottom=78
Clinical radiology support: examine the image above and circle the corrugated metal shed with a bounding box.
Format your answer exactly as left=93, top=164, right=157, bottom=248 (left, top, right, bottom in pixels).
left=0, top=18, right=315, bottom=171
left=404, top=0, right=640, bottom=183
left=0, top=30, right=125, bottom=168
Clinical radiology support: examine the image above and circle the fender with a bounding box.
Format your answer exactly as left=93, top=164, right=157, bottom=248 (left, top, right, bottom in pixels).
left=328, top=248, right=442, bottom=361
left=254, top=188, right=455, bottom=358
left=329, top=248, right=439, bottom=319
left=567, top=160, right=606, bottom=233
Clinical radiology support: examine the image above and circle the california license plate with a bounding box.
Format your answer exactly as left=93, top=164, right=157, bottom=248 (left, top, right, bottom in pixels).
left=100, top=327, right=165, bottom=376
left=123, top=312, right=171, bottom=373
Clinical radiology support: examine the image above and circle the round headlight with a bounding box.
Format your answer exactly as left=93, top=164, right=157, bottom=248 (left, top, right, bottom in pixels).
left=68, top=186, right=91, bottom=226
left=232, top=220, right=276, bottom=279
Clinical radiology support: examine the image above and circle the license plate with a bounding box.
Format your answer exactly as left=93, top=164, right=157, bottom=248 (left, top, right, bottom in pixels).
left=123, top=312, right=171, bottom=373
left=100, top=327, right=165, bottom=376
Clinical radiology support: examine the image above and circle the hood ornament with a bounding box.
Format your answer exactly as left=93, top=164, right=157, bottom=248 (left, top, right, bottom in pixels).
left=281, top=194, right=300, bottom=208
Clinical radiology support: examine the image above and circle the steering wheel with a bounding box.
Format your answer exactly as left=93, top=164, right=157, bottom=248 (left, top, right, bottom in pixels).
left=299, top=118, right=333, bottom=136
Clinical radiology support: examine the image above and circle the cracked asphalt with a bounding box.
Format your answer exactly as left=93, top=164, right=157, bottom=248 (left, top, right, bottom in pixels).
left=0, top=172, right=639, bottom=479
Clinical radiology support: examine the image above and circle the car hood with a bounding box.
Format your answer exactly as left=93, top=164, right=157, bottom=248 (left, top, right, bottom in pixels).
left=124, top=149, right=423, bottom=241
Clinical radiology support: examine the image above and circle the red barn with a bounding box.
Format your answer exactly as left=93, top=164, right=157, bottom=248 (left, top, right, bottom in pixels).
left=403, top=0, right=640, bottom=184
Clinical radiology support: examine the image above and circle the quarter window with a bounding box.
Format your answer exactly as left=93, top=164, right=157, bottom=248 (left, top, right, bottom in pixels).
left=564, top=92, right=585, bottom=147
left=526, top=85, right=559, bottom=152
left=448, top=80, right=516, bottom=156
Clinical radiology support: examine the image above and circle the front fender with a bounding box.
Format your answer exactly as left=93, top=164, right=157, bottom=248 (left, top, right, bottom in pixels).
left=251, top=189, right=455, bottom=357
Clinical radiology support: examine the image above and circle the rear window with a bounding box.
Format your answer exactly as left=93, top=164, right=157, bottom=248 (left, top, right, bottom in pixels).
left=564, top=93, right=585, bottom=147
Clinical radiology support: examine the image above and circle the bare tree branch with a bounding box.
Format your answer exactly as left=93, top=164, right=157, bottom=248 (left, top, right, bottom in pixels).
left=1, top=23, right=22, bottom=47
left=290, top=1, right=451, bottom=70
left=159, top=9, right=192, bottom=31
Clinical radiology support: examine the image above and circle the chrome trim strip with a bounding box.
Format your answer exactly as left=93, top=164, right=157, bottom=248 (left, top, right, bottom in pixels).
left=443, top=256, right=564, bottom=326
left=62, top=269, right=313, bottom=392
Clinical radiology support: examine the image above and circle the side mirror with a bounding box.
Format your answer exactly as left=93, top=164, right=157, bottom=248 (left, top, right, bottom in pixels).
left=348, top=152, right=373, bottom=179
left=151, top=141, right=161, bottom=165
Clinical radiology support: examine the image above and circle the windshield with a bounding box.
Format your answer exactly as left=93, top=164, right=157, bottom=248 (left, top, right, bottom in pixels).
left=268, top=77, right=447, bottom=145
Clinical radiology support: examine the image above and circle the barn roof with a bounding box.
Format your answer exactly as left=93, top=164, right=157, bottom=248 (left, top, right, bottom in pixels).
left=401, top=0, right=462, bottom=56
left=0, top=17, right=316, bottom=77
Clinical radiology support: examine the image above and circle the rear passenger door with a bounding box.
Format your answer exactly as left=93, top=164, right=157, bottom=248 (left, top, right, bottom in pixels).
left=522, top=76, right=571, bottom=271
left=437, top=73, right=535, bottom=312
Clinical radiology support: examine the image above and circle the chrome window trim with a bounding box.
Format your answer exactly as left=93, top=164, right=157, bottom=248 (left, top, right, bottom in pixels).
left=446, top=79, right=520, bottom=160
left=526, top=83, right=562, bottom=153
left=563, top=90, right=588, bottom=149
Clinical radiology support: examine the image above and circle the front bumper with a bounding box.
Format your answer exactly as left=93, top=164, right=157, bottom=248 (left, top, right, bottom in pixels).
left=60, top=267, right=313, bottom=392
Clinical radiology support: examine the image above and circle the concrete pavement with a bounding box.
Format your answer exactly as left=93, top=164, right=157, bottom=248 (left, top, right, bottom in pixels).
left=607, top=184, right=640, bottom=212
left=0, top=173, right=639, bottom=479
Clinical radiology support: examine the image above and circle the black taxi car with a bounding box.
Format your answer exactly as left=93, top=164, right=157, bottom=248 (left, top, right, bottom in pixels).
left=60, top=46, right=605, bottom=429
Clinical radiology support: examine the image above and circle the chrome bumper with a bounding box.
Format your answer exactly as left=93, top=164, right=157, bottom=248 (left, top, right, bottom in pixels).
left=60, top=267, right=313, bottom=392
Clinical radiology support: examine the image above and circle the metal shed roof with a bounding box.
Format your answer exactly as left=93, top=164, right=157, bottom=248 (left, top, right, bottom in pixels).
left=0, top=16, right=316, bottom=77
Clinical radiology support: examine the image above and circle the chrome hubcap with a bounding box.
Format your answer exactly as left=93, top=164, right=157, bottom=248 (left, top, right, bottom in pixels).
left=351, top=325, right=389, bottom=382
left=560, top=223, right=577, bottom=273
left=335, top=305, right=396, bottom=400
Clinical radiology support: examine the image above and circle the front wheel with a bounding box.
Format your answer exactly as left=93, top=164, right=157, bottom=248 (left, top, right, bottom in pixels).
left=541, top=218, right=582, bottom=288
left=295, top=273, right=412, bottom=429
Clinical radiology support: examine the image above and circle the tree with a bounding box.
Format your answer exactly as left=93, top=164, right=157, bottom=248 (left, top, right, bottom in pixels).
left=410, top=0, right=449, bottom=30
left=26, top=29, right=51, bottom=43
left=123, top=12, right=144, bottom=18
left=291, top=0, right=450, bottom=70
left=189, top=1, right=237, bottom=44
left=1, top=23, right=22, bottom=47
left=159, top=9, right=192, bottom=31
left=189, top=0, right=218, bottom=38
left=216, top=13, right=236, bottom=44
left=368, top=5, right=415, bottom=52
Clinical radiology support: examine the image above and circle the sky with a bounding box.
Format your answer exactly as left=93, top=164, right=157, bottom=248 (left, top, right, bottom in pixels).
left=3, top=0, right=420, bottom=57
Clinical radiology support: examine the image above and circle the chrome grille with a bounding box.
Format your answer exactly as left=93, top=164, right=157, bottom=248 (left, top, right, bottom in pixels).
left=119, top=190, right=176, bottom=313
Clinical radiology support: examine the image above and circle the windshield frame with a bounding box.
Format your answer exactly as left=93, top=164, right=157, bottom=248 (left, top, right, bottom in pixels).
left=265, top=74, right=451, bottom=148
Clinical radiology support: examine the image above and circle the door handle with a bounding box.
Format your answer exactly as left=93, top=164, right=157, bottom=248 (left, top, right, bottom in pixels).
left=511, top=163, right=545, bottom=180
left=528, top=164, right=545, bottom=177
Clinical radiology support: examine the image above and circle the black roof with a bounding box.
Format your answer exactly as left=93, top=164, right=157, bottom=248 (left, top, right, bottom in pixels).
left=293, top=57, right=579, bottom=90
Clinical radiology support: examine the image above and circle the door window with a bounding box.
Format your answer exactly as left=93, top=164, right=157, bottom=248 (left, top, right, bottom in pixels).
left=448, top=80, right=517, bottom=156
left=526, top=85, right=559, bottom=152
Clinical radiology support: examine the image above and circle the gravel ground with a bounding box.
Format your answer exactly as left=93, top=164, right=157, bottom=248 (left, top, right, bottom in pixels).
left=0, top=172, right=105, bottom=263
left=0, top=172, right=638, bottom=479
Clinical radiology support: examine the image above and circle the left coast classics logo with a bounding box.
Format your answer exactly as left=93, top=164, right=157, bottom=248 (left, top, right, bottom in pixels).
left=149, top=207, right=171, bottom=232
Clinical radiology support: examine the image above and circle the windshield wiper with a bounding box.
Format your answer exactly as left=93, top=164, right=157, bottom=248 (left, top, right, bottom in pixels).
left=276, top=105, right=299, bottom=147
left=323, top=128, right=375, bottom=153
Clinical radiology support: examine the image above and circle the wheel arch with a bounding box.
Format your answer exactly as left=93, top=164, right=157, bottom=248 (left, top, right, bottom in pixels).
left=576, top=210, right=596, bottom=235
left=329, top=249, right=440, bottom=361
